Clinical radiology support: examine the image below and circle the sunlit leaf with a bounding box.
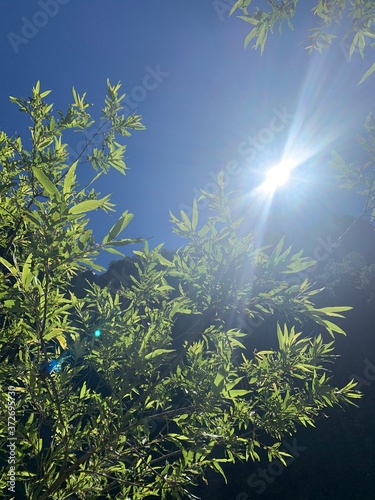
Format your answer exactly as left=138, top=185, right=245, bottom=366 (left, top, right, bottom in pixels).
left=69, top=196, right=110, bottom=214
left=32, top=167, right=60, bottom=198
left=144, top=349, right=175, bottom=360
left=358, top=61, right=375, bottom=85
left=102, top=210, right=133, bottom=244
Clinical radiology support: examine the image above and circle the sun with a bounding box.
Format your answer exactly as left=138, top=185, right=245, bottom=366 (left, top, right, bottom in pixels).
left=261, top=160, right=294, bottom=193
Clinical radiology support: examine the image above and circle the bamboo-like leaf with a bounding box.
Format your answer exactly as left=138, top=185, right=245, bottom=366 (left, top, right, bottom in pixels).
left=69, top=196, right=110, bottom=214
left=294, top=363, right=316, bottom=372
left=191, top=199, right=198, bottom=231
left=56, top=335, right=67, bottom=350
left=21, top=253, right=33, bottom=290
left=256, top=350, right=275, bottom=356
left=316, top=306, right=352, bottom=317
left=214, top=370, right=226, bottom=387
left=102, top=210, right=134, bottom=244
left=277, top=323, right=286, bottom=349
left=63, top=161, right=78, bottom=196
left=244, top=29, right=257, bottom=49
left=36, top=438, right=43, bottom=453
left=102, top=247, right=125, bottom=257
left=349, top=32, right=359, bottom=60
left=358, top=33, right=365, bottom=59
left=156, top=253, right=172, bottom=266
left=323, top=320, right=347, bottom=336
left=144, top=349, right=175, bottom=360
left=229, top=0, right=243, bottom=16
left=179, top=210, right=192, bottom=229
left=212, top=461, right=228, bottom=483
left=0, top=256, right=18, bottom=277
left=40, top=89, right=52, bottom=99
left=227, top=389, right=250, bottom=397
left=32, top=167, right=60, bottom=199
left=109, top=237, right=145, bottom=246
left=358, top=61, right=375, bottom=85
left=283, top=259, right=316, bottom=273
left=23, top=211, right=42, bottom=226
left=238, top=15, right=260, bottom=26
left=80, top=382, right=87, bottom=399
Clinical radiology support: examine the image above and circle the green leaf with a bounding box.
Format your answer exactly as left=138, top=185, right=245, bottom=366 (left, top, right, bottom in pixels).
left=269, top=236, right=285, bottom=265
left=191, top=199, right=198, bottom=231
left=21, top=253, right=33, bottom=290
left=179, top=210, right=192, bottom=230
left=36, top=438, right=43, bottom=453
left=283, top=259, right=316, bottom=274
left=23, top=211, right=42, bottom=226
left=102, top=247, right=126, bottom=257
left=102, top=210, right=133, bottom=244
left=63, top=161, right=78, bottom=196
left=109, top=237, right=144, bottom=246
left=80, top=381, right=87, bottom=399
left=238, top=15, right=260, bottom=26
left=69, top=196, right=110, bottom=214
left=32, top=167, right=60, bottom=199
left=211, top=461, right=227, bottom=483
left=56, top=335, right=67, bottom=350
left=244, top=29, right=257, bottom=49
left=315, top=306, right=352, bottom=317
left=294, top=363, right=315, bottom=372
left=144, top=349, right=175, bottom=360
left=349, top=32, right=360, bottom=60
left=0, top=256, right=18, bottom=277
left=227, top=389, right=250, bottom=397
left=315, top=319, right=347, bottom=336
left=156, top=253, right=172, bottom=266
left=229, top=0, right=243, bottom=16
left=40, top=89, right=52, bottom=98
left=358, top=33, right=365, bottom=59
left=358, top=61, right=375, bottom=85
left=214, top=370, right=226, bottom=388
left=277, top=323, right=287, bottom=349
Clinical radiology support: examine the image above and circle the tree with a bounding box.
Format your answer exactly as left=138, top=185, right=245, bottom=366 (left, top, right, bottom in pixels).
left=0, top=82, right=361, bottom=499
left=228, top=0, right=375, bottom=84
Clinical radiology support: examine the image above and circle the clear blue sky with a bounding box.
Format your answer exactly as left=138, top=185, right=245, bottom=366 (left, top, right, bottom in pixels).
left=0, top=1, right=373, bottom=268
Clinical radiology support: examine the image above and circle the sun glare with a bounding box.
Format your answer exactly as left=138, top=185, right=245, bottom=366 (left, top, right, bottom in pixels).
left=261, top=161, right=294, bottom=193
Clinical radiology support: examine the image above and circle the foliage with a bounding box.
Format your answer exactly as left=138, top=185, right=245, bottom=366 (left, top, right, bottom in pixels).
left=330, top=112, right=375, bottom=222
left=227, top=0, right=375, bottom=84
left=318, top=251, right=375, bottom=304
left=0, top=84, right=361, bottom=499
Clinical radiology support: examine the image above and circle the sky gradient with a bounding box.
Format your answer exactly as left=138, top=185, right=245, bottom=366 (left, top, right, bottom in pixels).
left=0, top=0, right=373, bottom=267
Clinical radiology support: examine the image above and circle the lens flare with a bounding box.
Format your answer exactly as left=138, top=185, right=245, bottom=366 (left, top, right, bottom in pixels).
left=261, top=161, right=294, bottom=193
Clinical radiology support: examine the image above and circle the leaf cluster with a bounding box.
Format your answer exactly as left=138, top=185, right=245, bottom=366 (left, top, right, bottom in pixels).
left=0, top=85, right=361, bottom=499
left=330, top=112, right=375, bottom=221
left=228, top=0, right=375, bottom=84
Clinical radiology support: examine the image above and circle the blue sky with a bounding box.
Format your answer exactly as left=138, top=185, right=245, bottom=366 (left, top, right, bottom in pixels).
left=0, top=1, right=373, bottom=268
